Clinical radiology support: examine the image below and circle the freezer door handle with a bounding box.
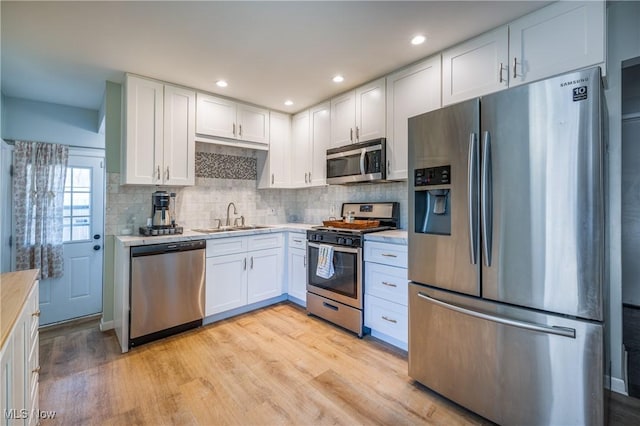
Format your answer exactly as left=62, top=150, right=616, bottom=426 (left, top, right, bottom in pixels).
left=481, top=131, right=493, bottom=267
left=416, top=292, right=576, bottom=338
left=468, top=132, right=479, bottom=265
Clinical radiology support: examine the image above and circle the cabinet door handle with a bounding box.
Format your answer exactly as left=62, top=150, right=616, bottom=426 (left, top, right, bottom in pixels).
left=350, top=128, right=353, bottom=142
left=513, top=57, right=517, bottom=79
left=166, top=167, right=170, bottom=181
left=32, top=366, right=41, bottom=374
left=293, top=239, right=302, bottom=243
left=271, top=173, right=274, bottom=184
left=387, top=160, right=390, bottom=175
left=233, top=123, right=236, bottom=136
left=239, top=124, right=242, bottom=137
left=243, top=257, right=247, bottom=270
left=304, top=172, right=308, bottom=183
left=156, top=166, right=161, bottom=181
left=382, top=316, right=397, bottom=324
left=356, top=126, right=360, bottom=142
left=250, top=256, right=254, bottom=269
left=308, top=172, right=312, bottom=183
left=303, top=255, right=306, bottom=267
left=381, top=281, right=397, bottom=288
left=381, top=253, right=397, bottom=258
left=32, top=309, right=41, bottom=317
left=498, top=62, right=504, bottom=83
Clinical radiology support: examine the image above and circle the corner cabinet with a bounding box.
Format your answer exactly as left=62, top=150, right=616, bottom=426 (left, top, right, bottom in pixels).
left=122, top=75, right=195, bottom=185
left=196, top=93, right=270, bottom=148
left=386, top=56, right=441, bottom=180
left=330, top=78, right=385, bottom=147
left=205, top=234, right=283, bottom=316
left=442, top=0, right=605, bottom=106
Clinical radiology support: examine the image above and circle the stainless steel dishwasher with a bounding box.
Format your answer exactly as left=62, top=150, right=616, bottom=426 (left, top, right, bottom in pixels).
left=129, top=240, right=206, bottom=348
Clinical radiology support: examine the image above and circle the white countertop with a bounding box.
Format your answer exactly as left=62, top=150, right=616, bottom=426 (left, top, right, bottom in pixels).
left=364, top=229, right=408, bottom=245
left=115, top=223, right=315, bottom=247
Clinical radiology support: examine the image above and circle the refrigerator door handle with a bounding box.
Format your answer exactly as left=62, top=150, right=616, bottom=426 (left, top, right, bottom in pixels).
left=481, top=131, right=493, bottom=267
left=468, top=133, right=479, bottom=265
left=416, top=292, right=576, bottom=338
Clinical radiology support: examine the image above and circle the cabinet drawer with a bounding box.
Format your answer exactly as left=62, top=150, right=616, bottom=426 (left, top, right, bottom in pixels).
left=206, top=237, right=246, bottom=257
left=364, top=294, right=408, bottom=344
left=288, top=233, right=306, bottom=249
left=364, top=241, right=407, bottom=267
left=365, top=262, right=408, bottom=306
left=248, top=233, right=282, bottom=251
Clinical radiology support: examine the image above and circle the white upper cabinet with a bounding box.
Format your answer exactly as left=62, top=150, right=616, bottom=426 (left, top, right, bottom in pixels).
left=330, top=78, right=386, bottom=147
left=442, top=1, right=606, bottom=105
left=122, top=75, right=195, bottom=185
left=355, top=78, right=386, bottom=143
left=290, top=103, right=330, bottom=188
left=442, top=26, right=509, bottom=106
left=309, top=101, right=331, bottom=186
left=196, top=93, right=270, bottom=147
left=509, top=0, right=605, bottom=87
left=290, top=110, right=310, bottom=187
left=330, top=91, right=356, bottom=147
left=386, top=56, right=441, bottom=181
left=163, top=84, right=196, bottom=186
left=258, top=111, right=290, bottom=189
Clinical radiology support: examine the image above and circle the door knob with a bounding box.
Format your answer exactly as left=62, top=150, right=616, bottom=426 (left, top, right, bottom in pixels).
left=93, top=245, right=101, bottom=251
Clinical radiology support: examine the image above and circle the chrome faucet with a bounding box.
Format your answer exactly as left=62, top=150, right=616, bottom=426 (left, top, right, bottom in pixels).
left=226, top=202, right=237, bottom=226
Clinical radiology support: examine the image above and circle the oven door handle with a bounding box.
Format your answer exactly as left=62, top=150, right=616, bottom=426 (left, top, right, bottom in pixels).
left=308, top=242, right=360, bottom=254
left=359, top=149, right=366, bottom=175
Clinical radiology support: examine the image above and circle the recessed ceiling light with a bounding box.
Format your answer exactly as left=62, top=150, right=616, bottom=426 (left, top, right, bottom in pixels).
left=332, top=75, right=344, bottom=83
left=411, top=35, right=426, bottom=45
left=284, top=100, right=294, bottom=106
left=216, top=80, right=228, bottom=88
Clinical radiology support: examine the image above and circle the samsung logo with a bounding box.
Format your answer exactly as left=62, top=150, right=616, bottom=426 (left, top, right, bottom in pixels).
left=560, top=77, right=589, bottom=87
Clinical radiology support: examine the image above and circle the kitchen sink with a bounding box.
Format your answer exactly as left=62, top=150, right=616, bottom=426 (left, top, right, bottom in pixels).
left=192, top=225, right=271, bottom=234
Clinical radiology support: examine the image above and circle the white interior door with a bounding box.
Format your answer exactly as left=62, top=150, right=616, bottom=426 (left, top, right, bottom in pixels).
left=39, top=151, right=104, bottom=325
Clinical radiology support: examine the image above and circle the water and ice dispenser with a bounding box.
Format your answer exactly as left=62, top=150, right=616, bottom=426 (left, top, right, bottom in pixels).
left=414, top=166, right=451, bottom=235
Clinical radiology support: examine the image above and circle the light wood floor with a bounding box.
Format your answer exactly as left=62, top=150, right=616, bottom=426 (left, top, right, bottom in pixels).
left=39, top=303, right=640, bottom=425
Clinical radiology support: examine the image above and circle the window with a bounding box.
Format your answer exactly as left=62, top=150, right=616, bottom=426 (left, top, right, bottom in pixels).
left=63, top=167, right=92, bottom=242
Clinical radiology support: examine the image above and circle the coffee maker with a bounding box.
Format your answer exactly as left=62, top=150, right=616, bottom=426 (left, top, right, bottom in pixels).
left=139, top=191, right=183, bottom=236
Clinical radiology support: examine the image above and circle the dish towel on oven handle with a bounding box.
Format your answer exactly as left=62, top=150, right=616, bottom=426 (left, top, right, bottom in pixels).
left=316, top=244, right=335, bottom=279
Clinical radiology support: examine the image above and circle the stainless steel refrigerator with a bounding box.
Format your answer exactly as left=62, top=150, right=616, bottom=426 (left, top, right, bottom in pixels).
left=408, top=67, right=606, bottom=425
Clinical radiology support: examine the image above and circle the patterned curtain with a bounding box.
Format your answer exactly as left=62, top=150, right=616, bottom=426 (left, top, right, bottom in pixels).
left=13, top=141, right=68, bottom=279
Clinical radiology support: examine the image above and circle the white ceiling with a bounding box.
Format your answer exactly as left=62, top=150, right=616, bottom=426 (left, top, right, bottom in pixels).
left=1, top=1, right=550, bottom=114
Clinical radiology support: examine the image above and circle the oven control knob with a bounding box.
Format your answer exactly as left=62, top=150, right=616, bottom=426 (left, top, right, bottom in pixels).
left=345, top=238, right=354, bottom=246
left=317, top=235, right=323, bottom=241
left=337, top=237, right=345, bottom=245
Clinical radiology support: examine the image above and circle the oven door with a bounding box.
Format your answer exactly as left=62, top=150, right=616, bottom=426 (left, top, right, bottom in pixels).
left=307, top=242, right=363, bottom=309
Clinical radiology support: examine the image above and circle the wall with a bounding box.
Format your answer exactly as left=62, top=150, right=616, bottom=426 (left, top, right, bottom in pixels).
left=2, top=96, right=104, bottom=149
left=606, top=0, right=640, bottom=394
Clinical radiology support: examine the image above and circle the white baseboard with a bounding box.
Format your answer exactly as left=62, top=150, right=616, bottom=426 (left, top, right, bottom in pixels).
left=608, top=376, right=628, bottom=395
left=100, top=319, right=114, bottom=331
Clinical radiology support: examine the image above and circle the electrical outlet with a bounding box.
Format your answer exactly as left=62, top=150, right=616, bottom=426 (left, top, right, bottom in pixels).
left=329, top=204, right=336, bottom=216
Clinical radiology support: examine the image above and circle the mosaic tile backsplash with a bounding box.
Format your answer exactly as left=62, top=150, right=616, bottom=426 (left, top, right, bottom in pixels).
left=195, top=152, right=257, bottom=180
left=106, top=145, right=408, bottom=236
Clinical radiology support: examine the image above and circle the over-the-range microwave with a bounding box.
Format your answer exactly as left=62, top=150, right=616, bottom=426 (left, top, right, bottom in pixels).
left=326, top=138, right=386, bottom=184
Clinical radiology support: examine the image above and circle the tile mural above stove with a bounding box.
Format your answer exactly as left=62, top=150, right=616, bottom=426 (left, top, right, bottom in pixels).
left=195, top=152, right=257, bottom=180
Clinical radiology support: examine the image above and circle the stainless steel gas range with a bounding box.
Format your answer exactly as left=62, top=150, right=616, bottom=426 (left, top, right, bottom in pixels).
left=306, top=202, right=399, bottom=337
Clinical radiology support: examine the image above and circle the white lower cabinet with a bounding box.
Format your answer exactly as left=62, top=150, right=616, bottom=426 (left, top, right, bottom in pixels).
left=364, top=241, right=408, bottom=350
left=205, top=234, right=283, bottom=316
left=0, top=281, right=39, bottom=426
left=287, top=232, right=307, bottom=306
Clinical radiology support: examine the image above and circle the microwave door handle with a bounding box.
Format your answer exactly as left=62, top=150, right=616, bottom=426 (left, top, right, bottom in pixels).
left=360, top=149, right=366, bottom=175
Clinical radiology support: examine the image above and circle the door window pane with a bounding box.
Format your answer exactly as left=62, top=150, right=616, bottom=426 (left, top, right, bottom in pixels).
left=63, top=166, right=92, bottom=242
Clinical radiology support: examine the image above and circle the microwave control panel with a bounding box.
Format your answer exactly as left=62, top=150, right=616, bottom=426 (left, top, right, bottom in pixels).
left=414, top=165, right=450, bottom=187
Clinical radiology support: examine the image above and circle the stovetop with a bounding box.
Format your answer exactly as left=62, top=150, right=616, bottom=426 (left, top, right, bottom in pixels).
left=310, top=225, right=393, bottom=234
